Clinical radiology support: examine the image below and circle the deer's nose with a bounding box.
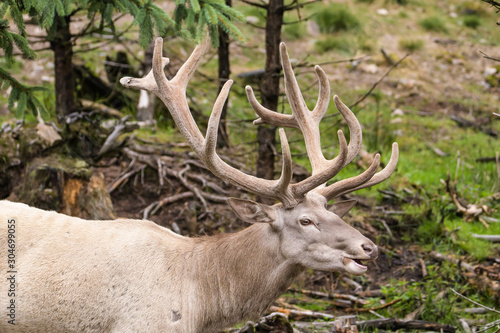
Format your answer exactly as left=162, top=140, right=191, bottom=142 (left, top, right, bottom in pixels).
left=362, top=242, right=378, bottom=259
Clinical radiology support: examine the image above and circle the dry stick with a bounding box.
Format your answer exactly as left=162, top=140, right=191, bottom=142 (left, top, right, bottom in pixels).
left=355, top=318, right=457, bottom=332
left=346, top=298, right=402, bottom=312
left=471, top=234, right=500, bottom=242
left=289, top=288, right=369, bottom=305
left=269, top=306, right=335, bottom=320
left=479, top=50, right=500, bottom=63
left=429, top=251, right=475, bottom=272
left=349, top=53, right=411, bottom=109
left=143, top=192, right=195, bottom=219
left=108, top=165, right=146, bottom=193
left=450, top=288, right=500, bottom=315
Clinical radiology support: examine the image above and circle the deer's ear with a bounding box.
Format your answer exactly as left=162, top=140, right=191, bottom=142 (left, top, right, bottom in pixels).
left=228, top=198, right=276, bottom=224
left=328, top=200, right=357, bottom=218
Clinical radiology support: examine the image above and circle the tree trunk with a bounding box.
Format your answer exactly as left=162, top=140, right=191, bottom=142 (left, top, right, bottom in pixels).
left=256, top=0, right=283, bottom=203
left=50, top=16, right=76, bottom=118
left=217, top=0, right=232, bottom=148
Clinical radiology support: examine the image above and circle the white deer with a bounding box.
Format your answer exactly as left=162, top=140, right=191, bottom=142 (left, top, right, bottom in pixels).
left=0, top=39, right=398, bottom=333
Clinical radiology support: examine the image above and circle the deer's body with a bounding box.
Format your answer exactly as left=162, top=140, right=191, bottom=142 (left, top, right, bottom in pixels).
left=0, top=200, right=302, bottom=333
left=0, top=38, right=399, bottom=332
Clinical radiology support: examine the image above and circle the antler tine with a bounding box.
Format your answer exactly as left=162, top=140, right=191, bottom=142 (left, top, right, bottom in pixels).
left=120, top=38, right=169, bottom=93
left=246, top=86, right=298, bottom=128
left=331, top=142, right=399, bottom=199
left=204, top=79, right=234, bottom=155
left=311, top=65, right=330, bottom=122
left=120, top=37, right=303, bottom=207
left=276, top=128, right=293, bottom=195
left=171, top=34, right=210, bottom=90
left=317, top=154, right=381, bottom=200
left=292, top=130, right=347, bottom=197
left=317, top=142, right=399, bottom=201
left=333, top=96, right=362, bottom=167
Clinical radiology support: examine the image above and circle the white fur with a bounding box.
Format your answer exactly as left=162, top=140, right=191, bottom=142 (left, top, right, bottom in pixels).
left=0, top=197, right=375, bottom=332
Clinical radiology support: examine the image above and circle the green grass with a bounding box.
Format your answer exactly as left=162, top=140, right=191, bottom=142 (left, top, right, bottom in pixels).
left=419, top=16, right=448, bottom=33
left=313, top=4, right=361, bottom=34
left=399, top=38, right=425, bottom=52
left=462, top=15, right=481, bottom=29
left=283, top=22, right=307, bottom=41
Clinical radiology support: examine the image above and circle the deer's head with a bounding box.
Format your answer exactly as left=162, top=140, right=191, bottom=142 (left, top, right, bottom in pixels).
left=121, top=38, right=398, bottom=275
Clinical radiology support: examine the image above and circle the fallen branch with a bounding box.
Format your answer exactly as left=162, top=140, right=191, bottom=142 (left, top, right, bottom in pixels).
left=346, top=298, right=401, bottom=312
left=471, top=234, right=500, bottom=242
left=98, top=115, right=138, bottom=157
left=450, top=288, right=500, bottom=315
left=429, top=251, right=474, bottom=272
left=356, top=318, right=456, bottom=332
left=479, top=50, right=500, bottom=63
left=269, top=306, right=335, bottom=320
left=81, top=99, right=124, bottom=118
left=289, top=288, right=369, bottom=305
left=143, top=192, right=195, bottom=219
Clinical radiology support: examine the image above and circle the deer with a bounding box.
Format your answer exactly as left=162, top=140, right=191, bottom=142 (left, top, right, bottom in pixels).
left=0, top=38, right=398, bottom=333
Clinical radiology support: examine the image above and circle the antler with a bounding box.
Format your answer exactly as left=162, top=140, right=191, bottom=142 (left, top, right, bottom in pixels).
left=120, top=38, right=398, bottom=207
left=245, top=43, right=399, bottom=202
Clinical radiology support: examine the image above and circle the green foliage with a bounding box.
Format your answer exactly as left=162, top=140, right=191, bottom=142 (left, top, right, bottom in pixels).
left=174, top=0, right=245, bottom=47
left=399, top=38, right=424, bottom=52
left=314, top=35, right=357, bottom=55
left=0, top=67, right=49, bottom=119
left=463, top=15, right=481, bottom=29
left=0, top=0, right=246, bottom=118
left=381, top=261, right=467, bottom=325
left=283, top=22, right=306, bottom=41
left=0, top=2, right=47, bottom=119
left=314, top=4, right=361, bottom=34
left=418, top=16, right=448, bottom=33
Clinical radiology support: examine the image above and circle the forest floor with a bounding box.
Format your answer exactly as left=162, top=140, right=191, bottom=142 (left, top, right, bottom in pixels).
left=1, top=0, right=500, bottom=332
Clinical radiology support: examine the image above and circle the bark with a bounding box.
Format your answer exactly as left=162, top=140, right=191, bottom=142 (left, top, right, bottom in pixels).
left=50, top=16, right=76, bottom=118
left=256, top=0, right=283, bottom=204
left=217, top=0, right=232, bottom=148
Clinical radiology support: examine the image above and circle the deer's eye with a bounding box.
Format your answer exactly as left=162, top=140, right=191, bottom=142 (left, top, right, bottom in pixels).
left=300, top=218, right=313, bottom=226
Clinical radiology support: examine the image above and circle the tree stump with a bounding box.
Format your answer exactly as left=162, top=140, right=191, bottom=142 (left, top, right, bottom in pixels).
left=15, top=154, right=115, bottom=220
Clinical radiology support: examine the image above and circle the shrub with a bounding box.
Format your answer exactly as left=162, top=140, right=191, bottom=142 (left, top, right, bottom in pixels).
left=315, top=36, right=356, bottom=55
left=418, top=16, right=448, bottom=33
left=314, top=4, right=361, bottom=34
left=463, top=15, right=481, bottom=29
left=399, top=38, right=424, bottom=52
left=283, top=22, right=306, bottom=41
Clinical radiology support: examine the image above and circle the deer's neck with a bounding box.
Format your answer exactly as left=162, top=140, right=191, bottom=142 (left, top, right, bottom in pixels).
left=186, top=223, right=303, bottom=331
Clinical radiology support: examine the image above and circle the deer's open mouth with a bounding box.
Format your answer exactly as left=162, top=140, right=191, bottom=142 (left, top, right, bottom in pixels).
left=342, top=257, right=368, bottom=273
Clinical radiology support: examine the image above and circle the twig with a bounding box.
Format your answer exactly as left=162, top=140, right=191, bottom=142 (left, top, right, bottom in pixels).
left=289, top=288, right=369, bottom=305
left=269, top=306, right=335, bottom=320
left=342, top=276, right=363, bottom=292
left=471, top=234, right=500, bottom=242
left=479, top=50, right=500, bottom=63
left=349, top=53, right=410, bottom=108
left=143, top=192, right=194, bottom=219
left=429, top=251, right=475, bottom=272
left=346, top=298, right=401, bottom=312
left=108, top=165, right=146, bottom=193
left=356, top=318, right=456, bottom=332
left=450, top=288, right=500, bottom=315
